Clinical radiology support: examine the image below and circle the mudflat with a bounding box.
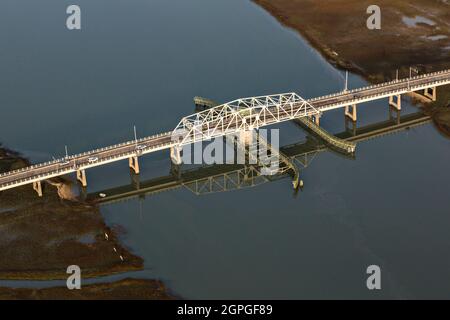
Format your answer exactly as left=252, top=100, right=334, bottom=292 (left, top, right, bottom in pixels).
left=253, top=0, right=450, bottom=82
left=0, top=148, right=174, bottom=299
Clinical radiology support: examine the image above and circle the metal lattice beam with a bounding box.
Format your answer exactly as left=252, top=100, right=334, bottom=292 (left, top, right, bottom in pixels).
left=172, top=93, right=319, bottom=146
left=183, top=165, right=269, bottom=195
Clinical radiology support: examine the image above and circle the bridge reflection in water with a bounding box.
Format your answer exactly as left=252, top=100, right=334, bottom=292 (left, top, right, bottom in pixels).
left=0, top=70, right=448, bottom=196
left=87, top=111, right=431, bottom=205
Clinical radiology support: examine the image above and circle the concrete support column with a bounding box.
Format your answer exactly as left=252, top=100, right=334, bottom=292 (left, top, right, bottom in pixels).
left=33, top=181, right=43, bottom=197
left=129, top=156, right=140, bottom=174
left=345, top=104, right=357, bottom=122
left=345, top=116, right=357, bottom=136
left=310, top=113, right=321, bottom=126
left=292, top=171, right=304, bottom=190
left=389, top=106, right=401, bottom=124
left=315, top=114, right=321, bottom=126
left=170, top=146, right=182, bottom=165
left=424, top=87, right=437, bottom=101
left=389, top=94, right=402, bottom=110
left=238, top=130, right=253, bottom=146
left=77, top=169, right=87, bottom=187
left=171, top=162, right=181, bottom=179
left=130, top=171, right=140, bottom=190
left=79, top=186, right=87, bottom=201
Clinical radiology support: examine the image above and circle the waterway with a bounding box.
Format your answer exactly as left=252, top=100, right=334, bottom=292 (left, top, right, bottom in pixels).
left=1, top=0, right=450, bottom=299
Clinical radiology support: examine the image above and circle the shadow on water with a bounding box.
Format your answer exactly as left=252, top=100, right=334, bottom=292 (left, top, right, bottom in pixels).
left=430, top=103, right=450, bottom=138
left=86, top=109, right=432, bottom=204
left=0, top=94, right=447, bottom=299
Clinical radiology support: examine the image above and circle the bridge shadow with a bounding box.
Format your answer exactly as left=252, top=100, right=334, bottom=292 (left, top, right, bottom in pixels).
left=86, top=111, right=431, bottom=206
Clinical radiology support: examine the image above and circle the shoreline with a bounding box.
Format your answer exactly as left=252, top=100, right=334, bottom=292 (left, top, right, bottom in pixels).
left=252, top=0, right=450, bottom=83
left=0, top=148, right=175, bottom=299
left=252, top=0, right=363, bottom=76
left=252, top=0, right=450, bottom=135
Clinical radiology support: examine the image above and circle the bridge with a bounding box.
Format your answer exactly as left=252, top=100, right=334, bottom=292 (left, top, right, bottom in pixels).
left=87, top=111, right=431, bottom=205
left=0, top=69, right=448, bottom=196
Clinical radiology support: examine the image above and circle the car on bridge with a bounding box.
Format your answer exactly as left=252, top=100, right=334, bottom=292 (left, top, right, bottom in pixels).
left=88, top=157, right=99, bottom=163
left=136, top=145, right=147, bottom=150
left=59, top=158, right=71, bottom=166
left=136, top=145, right=147, bottom=154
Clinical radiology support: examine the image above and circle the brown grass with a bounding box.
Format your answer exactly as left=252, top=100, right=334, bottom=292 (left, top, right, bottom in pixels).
left=253, top=0, right=450, bottom=82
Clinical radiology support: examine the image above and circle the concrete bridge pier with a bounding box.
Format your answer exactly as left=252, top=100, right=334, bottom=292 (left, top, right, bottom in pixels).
left=238, top=130, right=254, bottom=146
left=130, top=171, right=140, bottom=190
left=424, top=86, right=437, bottom=101
left=345, top=104, right=357, bottom=122
left=33, top=181, right=43, bottom=197
left=345, top=116, right=357, bottom=136
left=129, top=156, right=140, bottom=174
left=170, top=146, right=182, bottom=165
left=79, top=186, right=87, bottom=201
left=409, top=86, right=437, bottom=103
left=77, top=169, right=87, bottom=187
left=292, top=171, right=304, bottom=190
left=170, top=162, right=181, bottom=179
left=389, top=106, right=401, bottom=124
left=310, top=113, right=321, bottom=126
left=389, top=94, right=402, bottom=110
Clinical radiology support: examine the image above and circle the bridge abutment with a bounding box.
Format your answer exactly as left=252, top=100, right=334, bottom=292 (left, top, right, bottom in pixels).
left=345, top=104, right=357, bottom=122
left=129, top=156, right=140, bottom=174
left=389, top=94, right=402, bottom=110
left=33, top=181, right=43, bottom=197
left=77, top=169, right=87, bottom=187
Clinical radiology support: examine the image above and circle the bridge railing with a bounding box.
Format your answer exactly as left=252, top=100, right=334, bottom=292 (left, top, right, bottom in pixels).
left=0, top=131, right=173, bottom=180
left=0, top=144, right=179, bottom=188
left=308, top=69, right=450, bottom=103
left=314, top=78, right=450, bottom=110
left=1, top=71, right=449, bottom=183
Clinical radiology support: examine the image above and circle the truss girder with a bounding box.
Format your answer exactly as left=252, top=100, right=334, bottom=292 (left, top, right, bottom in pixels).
left=183, top=166, right=269, bottom=195
left=172, top=93, right=319, bottom=146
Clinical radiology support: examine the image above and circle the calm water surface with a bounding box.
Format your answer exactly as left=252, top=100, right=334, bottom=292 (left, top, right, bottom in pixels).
left=1, top=0, right=450, bottom=299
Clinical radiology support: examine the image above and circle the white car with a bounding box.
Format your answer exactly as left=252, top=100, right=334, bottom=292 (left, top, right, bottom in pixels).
left=59, top=158, right=70, bottom=165
left=136, top=145, right=146, bottom=154
left=87, top=157, right=98, bottom=163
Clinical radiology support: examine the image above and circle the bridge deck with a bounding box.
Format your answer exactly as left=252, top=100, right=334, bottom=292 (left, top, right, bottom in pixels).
left=0, top=70, right=448, bottom=192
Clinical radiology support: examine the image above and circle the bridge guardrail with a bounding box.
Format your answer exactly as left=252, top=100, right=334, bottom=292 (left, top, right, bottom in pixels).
left=1, top=71, right=449, bottom=187
left=296, top=117, right=356, bottom=153
left=307, top=70, right=450, bottom=103
left=0, top=131, right=173, bottom=179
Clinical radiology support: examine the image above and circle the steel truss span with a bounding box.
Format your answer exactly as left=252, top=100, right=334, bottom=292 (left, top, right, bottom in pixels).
left=172, top=93, right=319, bottom=146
